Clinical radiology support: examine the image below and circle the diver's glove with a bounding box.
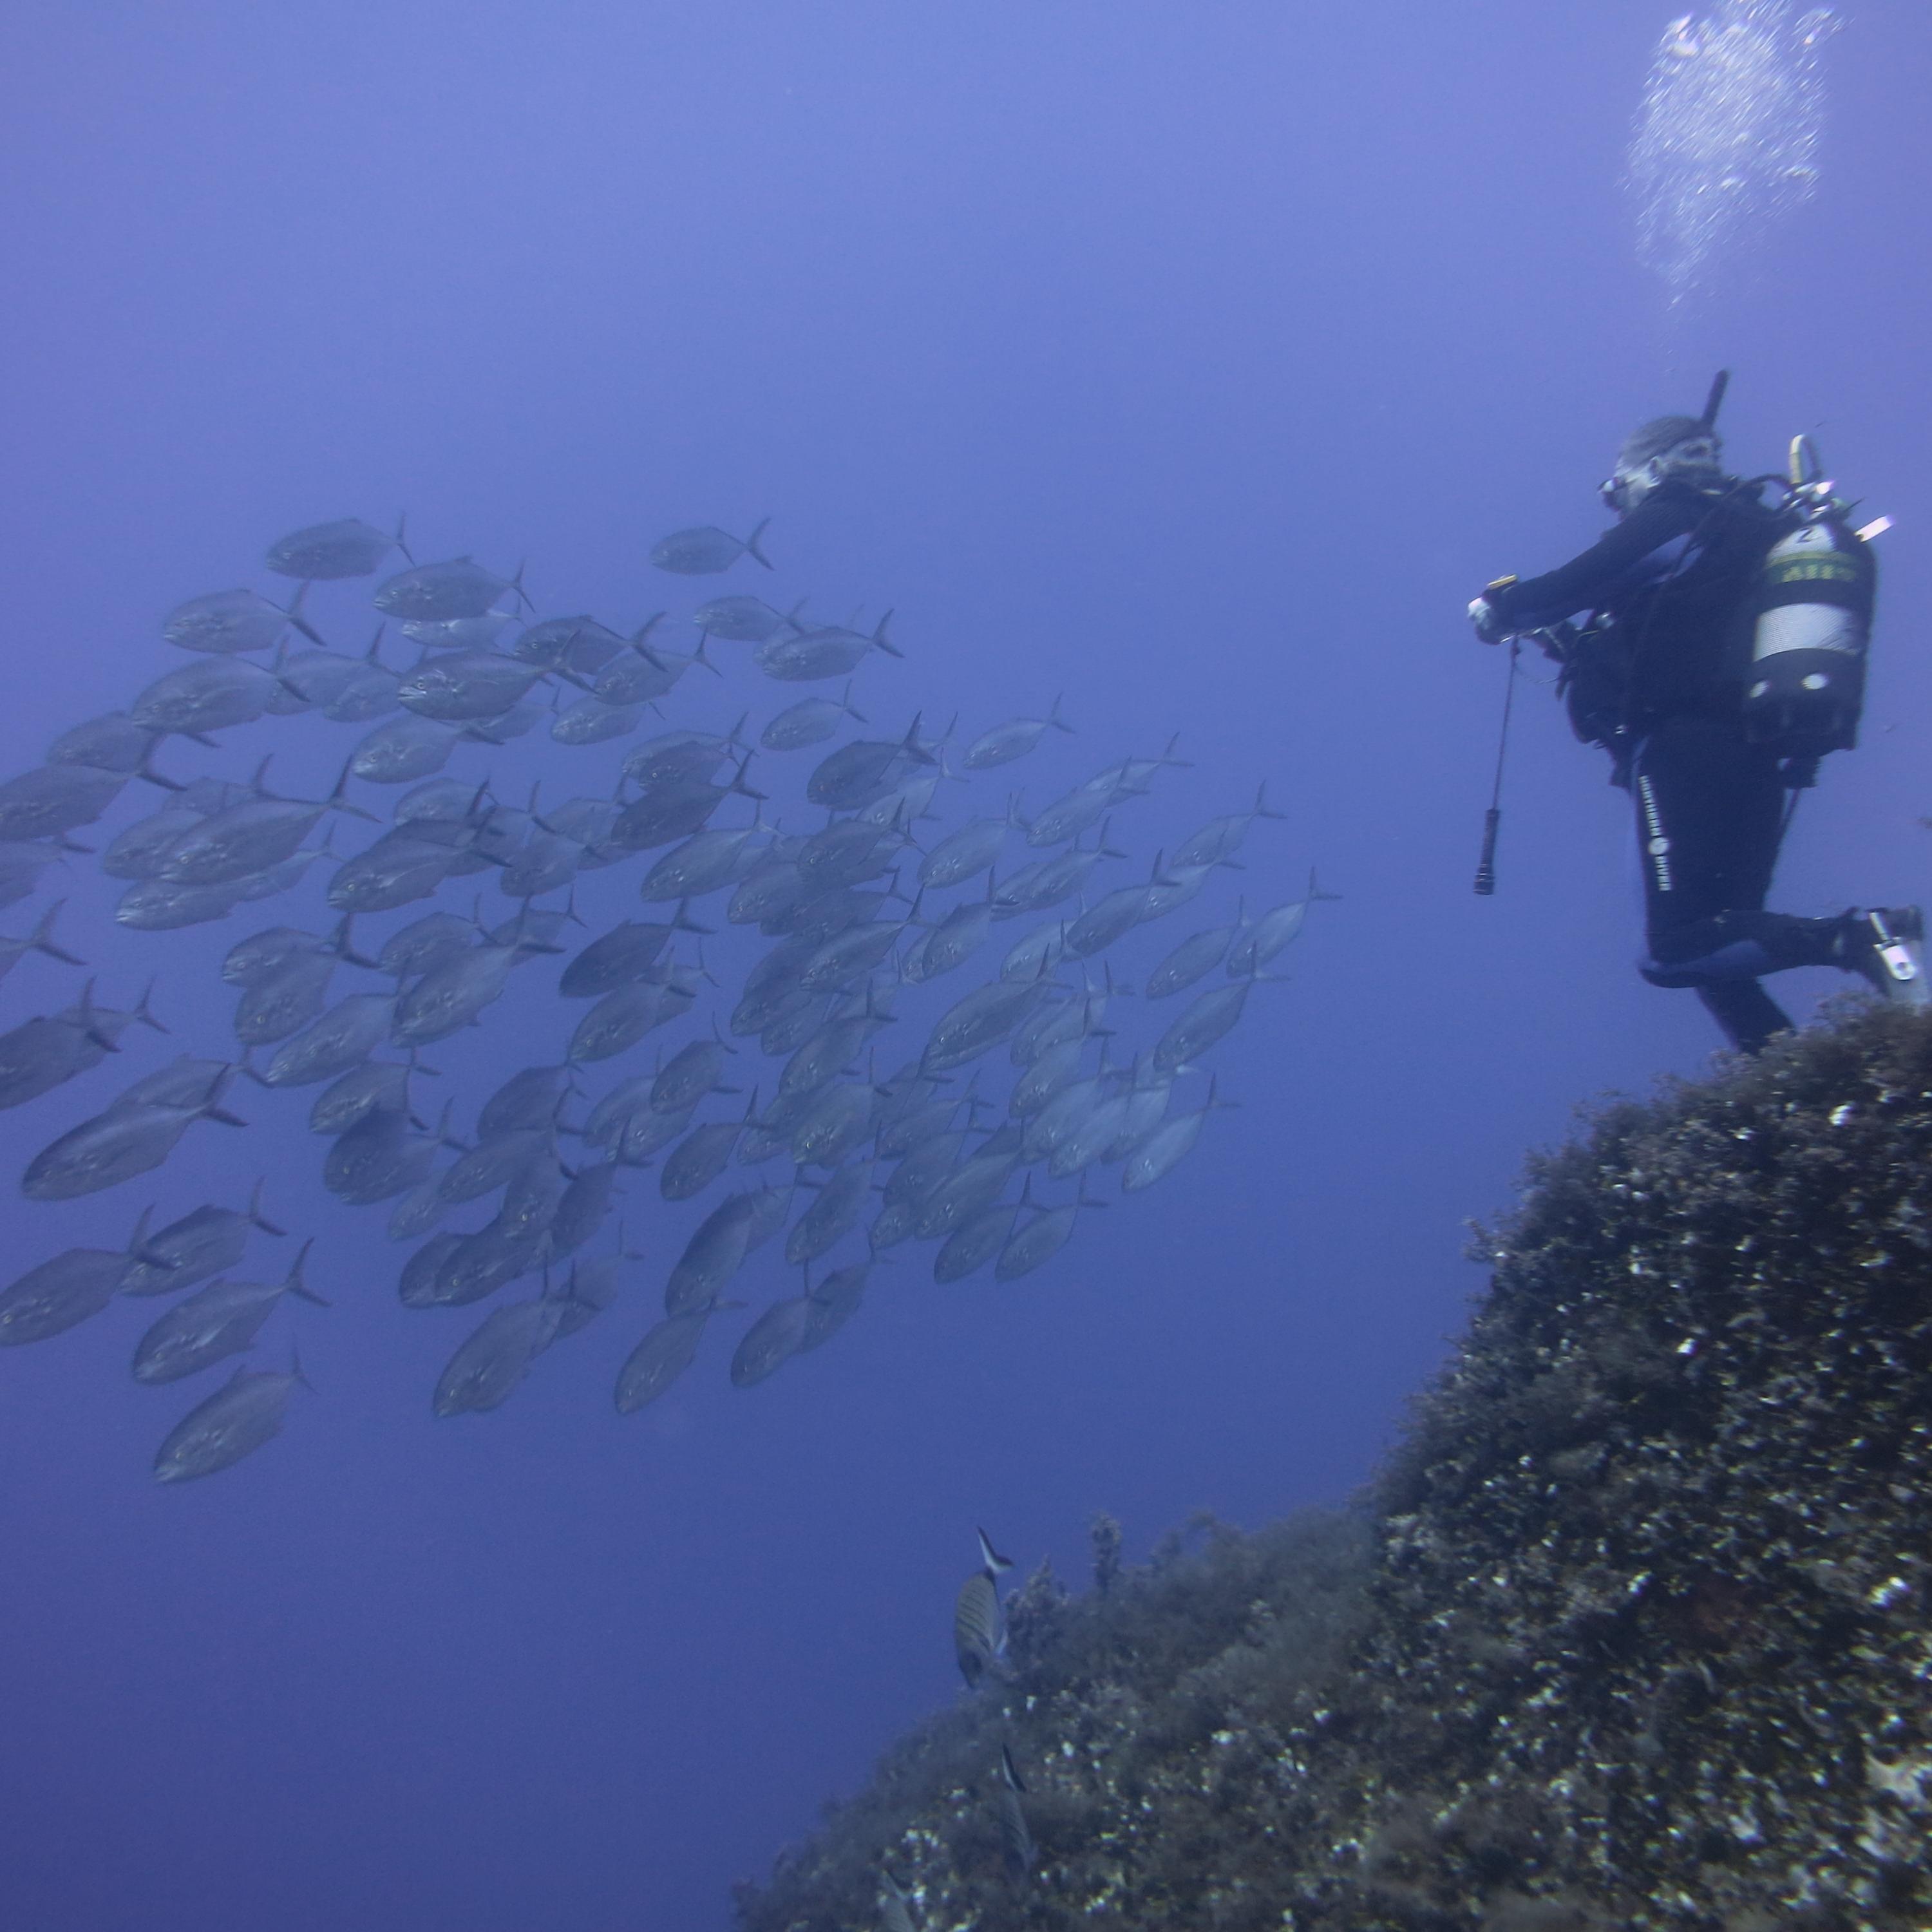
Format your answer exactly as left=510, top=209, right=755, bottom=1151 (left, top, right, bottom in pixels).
left=1467, top=574, right=1520, bottom=646
left=1467, top=595, right=1508, bottom=645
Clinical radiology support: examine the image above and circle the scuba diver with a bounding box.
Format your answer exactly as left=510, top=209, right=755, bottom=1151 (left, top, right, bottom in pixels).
left=1467, top=372, right=1925, bottom=1054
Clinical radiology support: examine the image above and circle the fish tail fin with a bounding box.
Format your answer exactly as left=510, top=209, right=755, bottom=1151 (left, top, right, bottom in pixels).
left=672, top=897, right=715, bottom=937
left=393, top=511, right=413, bottom=565
left=126, top=1202, right=155, bottom=1255
left=692, top=632, right=724, bottom=677
left=286, top=1238, right=330, bottom=1307
left=1309, top=865, right=1342, bottom=902
left=1255, top=780, right=1287, bottom=821
left=840, top=679, right=868, bottom=723
left=135, top=978, right=169, bottom=1034
left=744, top=517, right=775, bottom=571
left=28, top=900, right=85, bottom=967
left=978, top=1525, right=1016, bottom=1577
left=330, top=756, right=380, bottom=823
left=363, top=623, right=388, bottom=666
left=248, top=1178, right=289, bottom=1237
left=870, top=609, right=903, bottom=658
left=1048, top=690, right=1074, bottom=734
left=131, top=733, right=184, bottom=792
left=290, top=1342, right=317, bottom=1394
left=510, top=559, right=535, bottom=612
left=1160, top=732, right=1191, bottom=768
left=283, top=578, right=327, bottom=647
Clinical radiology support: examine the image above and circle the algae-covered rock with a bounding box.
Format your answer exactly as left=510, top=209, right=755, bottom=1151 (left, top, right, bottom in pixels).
left=737, top=1009, right=1932, bottom=1931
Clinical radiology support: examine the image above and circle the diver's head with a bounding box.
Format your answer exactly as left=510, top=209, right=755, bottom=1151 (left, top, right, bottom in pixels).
left=1601, top=414, right=1725, bottom=516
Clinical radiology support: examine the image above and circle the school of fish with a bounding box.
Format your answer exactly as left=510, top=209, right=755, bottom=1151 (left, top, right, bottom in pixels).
left=0, top=514, right=1334, bottom=1481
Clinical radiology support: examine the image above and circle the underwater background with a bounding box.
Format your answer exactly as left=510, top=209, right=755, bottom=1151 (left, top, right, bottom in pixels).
left=0, top=3, right=1926, bottom=1927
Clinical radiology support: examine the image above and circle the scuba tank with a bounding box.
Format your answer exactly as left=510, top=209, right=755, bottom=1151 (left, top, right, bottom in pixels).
left=1742, top=435, right=1882, bottom=761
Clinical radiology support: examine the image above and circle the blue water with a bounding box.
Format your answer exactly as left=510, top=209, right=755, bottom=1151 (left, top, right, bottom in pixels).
left=1, top=4, right=1927, bottom=1926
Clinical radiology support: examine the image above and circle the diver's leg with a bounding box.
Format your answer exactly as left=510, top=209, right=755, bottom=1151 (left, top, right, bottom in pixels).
left=1633, top=718, right=1837, bottom=985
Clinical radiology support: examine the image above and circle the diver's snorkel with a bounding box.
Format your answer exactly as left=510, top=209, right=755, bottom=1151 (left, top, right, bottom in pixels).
left=1600, top=368, right=1730, bottom=515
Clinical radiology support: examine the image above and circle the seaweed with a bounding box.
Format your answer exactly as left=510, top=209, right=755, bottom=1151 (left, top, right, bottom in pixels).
left=736, top=1008, right=1932, bottom=1931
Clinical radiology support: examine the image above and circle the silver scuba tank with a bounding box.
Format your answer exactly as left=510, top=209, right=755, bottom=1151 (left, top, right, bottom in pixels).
left=1741, top=436, right=1879, bottom=759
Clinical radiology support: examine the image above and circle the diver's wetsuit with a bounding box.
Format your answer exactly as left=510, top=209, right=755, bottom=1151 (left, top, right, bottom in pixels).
left=1484, top=477, right=1844, bottom=1050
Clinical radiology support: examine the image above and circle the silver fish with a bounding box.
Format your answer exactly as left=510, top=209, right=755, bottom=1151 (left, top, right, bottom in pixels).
left=346, top=715, right=465, bottom=785
left=665, top=1195, right=756, bottom=1315
left=760, top=683, right=866, bottom=751
left=232, top=953, right=336, bottom=1045
left=103, top=801, right=207, bottom=881
left=649, top=520, right=773, bottom=575
left=46, top=712, right=162, bottom=774
left=224, top=916, right=366, bottom=988
left=784, top=1159, right=873, bottom=1266
left=1146, top=907, right=1244, bottom=998
left=614, top=1308, right=711, bottom=1412
left=692, top=592, right=798, bottom=641
left=0, top=1210, right=150, bottom=1345
left=327, top=831, right=467, bottom=913
left=266, top=515, right=407, bottom=581
left=798, top=1260, right=868, bottom=1352
left=999, top=914, right=1075, bottom=983
left=1153, top=980, right=1256, bottom=1074
left=400, top=611, right=519, bottom=652
left=432, top=1300, right=567, bottom=1417
left=754, top=611, right=900, bottom=681
left=551, top=696, right=643, bottom=746
left=612, top=766, right=763, bottom=851
left=789, top=1080, right=877, bottom=1169
left=1122, top=1076, right=1233, bottom=1191
left=374, top=556, right=525, bottom=622
left=640, top=821, right=769, bottom=902
left=623, top=719, right=752, bottom=789
left=132, top=1241, right=326, bottom=1383
left=309, top=1060, right=418, bottom=1137
left=513, top=615, right=627, bottom=672
left=659, top=1090, right=761, bottom=1202
left=0, top=980, right=164, bottom=1111
left=323, top=1107, right=448, bottom=1206
left=1227, top=870, right=1340, bottom=977
left=478, top=1063, right=574, bottom=1137
left=996, top=1179, right=1104, bottom=1280
left=160, top=760, right=374, bottom=887
left=0, top=761, right=153, bottom=844
left=322, top=630, right=404, bottom=723
left=918, top=806, right=1019, bottom=889
left=914, top=1142, right=1019, bottom=1240
left=437, top=1126, right=551, bottom=1206
left=569, top=972, right=700, bottom=1064
left=730, top=1296, right=811, bottom=1386
left=377, top=909, right=482, bottom=981
left=153, top=1359, right=310, bottom=1482
left=162, top=585, right=321, bottom=655
left=933, top=1193, right=1022, bottom=1283
left=23, top=1088, right=245, bottom=1202
left=1170, top=783, right=1287, bottom=870
left=130, top=656, right=292, bottom=735
left=923, top=975, right=1057, bottom=1075
left=962, top=693, right=1073, bottom=770
left=549, top=1162, right=621, bottom=1258
left=806, top=715, right=933, bottom=811
left=261, top=992, right=395, bottom=1086
left=560, top=907, right=707, bottom=998
left=419, top=1215, right=551, bottom=1307
left=651, top=1034, right=737, bottom=1115
left=396, top=649, right=547, bottom=723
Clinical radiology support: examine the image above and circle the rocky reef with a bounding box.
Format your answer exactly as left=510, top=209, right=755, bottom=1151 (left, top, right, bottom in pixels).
left=735, top=1007, right=1932, bottom=1931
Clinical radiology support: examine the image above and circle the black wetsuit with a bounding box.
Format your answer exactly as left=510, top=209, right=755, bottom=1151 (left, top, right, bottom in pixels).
left=1484, top=477, right=1848, bottom=1051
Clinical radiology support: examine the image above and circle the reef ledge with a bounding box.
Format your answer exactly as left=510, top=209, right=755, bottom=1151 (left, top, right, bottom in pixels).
left=737, top=1006, right=1932, bottom=1932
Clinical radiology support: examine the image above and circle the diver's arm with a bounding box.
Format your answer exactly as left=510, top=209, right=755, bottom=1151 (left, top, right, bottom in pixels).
left=1483, top=493, right=1707, bottom=634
